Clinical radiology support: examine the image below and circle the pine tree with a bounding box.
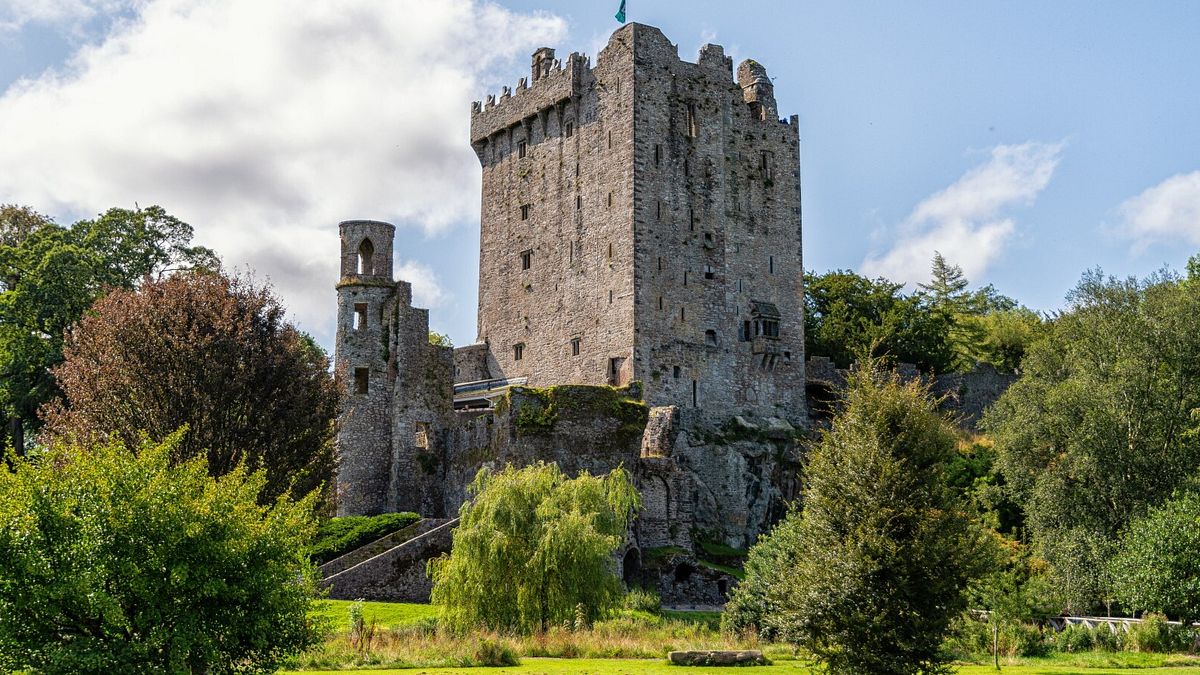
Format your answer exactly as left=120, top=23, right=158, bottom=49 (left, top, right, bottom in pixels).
left=732, top=360, right=989, bottom=674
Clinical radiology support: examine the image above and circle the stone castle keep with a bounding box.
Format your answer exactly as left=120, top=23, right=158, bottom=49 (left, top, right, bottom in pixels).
left=331, top=24, right=809, bottom=602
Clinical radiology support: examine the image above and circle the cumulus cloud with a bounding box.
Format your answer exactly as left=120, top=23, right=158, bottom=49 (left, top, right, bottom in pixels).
left=862, top=141, right=1064, bottom=286
left=1117, top=171, right=1200, bottom=249
left=0, top=0, right=566, bottom=343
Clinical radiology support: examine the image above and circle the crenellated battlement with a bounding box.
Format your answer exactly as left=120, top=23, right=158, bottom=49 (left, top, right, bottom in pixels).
left=469, top=51, right=590, bottom=146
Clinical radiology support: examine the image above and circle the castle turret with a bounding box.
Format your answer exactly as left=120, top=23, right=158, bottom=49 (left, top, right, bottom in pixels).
left=737, top=59, right=777, bottom=121
left=335, top=219, right=397, bottom=516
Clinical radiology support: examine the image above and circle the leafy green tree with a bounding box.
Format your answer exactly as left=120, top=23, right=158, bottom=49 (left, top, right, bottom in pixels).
left=1110, top=489, right=1200, bottom=625
left=0, top=432, right=322, bottom=674
left=428, top=330, right=453, bottom=348
left=735, top=361, right=989, bottom=674
left=42, top=270, right=338, bottom=502
left=0, top=204, right=215, bottom=452
left=429, top=462, right=640, bottom=633
left=984, top=269, right=1200, bottom=611
left=804, top=269, right=954, bottom=371
left=720, top=510, right=802, bottom=640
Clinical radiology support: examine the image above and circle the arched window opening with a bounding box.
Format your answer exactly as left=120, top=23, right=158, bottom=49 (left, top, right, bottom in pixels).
left=358, top=238, right=375, bottom=276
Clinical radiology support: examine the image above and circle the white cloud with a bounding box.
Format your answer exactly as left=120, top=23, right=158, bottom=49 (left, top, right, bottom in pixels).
left=861, top=141, right=1064, bottom=286
left=1117, top=171, right=1200, bottom=248
left=0, top=0, right=566, bottom=343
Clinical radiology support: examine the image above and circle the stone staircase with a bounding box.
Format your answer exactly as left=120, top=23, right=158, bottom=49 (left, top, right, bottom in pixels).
left=318, top=518, right=452, bottom=578
left=321, top=517, right=459, bottom=602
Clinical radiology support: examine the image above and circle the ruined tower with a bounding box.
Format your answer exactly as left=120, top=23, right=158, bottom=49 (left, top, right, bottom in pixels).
left=334, top=220, right=453, bottom=516
left=469, top=23, right=805, bottom=419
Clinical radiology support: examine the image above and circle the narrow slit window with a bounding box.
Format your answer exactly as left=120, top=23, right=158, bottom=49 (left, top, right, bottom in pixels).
left=520, top=204, right=530, bottom=220
left=656, top=201, right=661, bottom=219
left=742, top=320, right=752, bottom=342
left=513, top=343, right=525, bottom=361
left=576, top=195, right=582, bottom=210
left=657, top=256, right=663, bottom=271
left=673, top=365, right=681, bottom=378
left=685, top=102, right=698, bottom=138
left=608, top=242, right=613, bottom=260
left=654, top=144, right=662, bottom=165
left=607, top=192, right=613, bottom=208
left=517, top=140, right=527, bottom=158
left=354, top=367, right=369, bottom=395
left=575, top=162, right=580, bottom=177
left=769, top=255, right=775, bottom=274
left=683, top=270, right=688, bottom=286
left=520, top=249, right=532, bottom=270
left=680, top=306, right=686, bottom=321
left=609, top=290, right=614, bottom=304
left=658, top=296, right=663, bottom=310
left=607, top=131, right=612, bottom=149
left=565, top=122, right=574, bottom=138
left=571, top=337, right=581, bottom=356
left=692, top=379, right=698, bottom=407
left=354, top=303, right=368, bottom=330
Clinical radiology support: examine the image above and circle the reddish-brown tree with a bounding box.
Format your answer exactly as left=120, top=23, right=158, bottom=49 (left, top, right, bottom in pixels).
left=42, top=271, right=338, bottom=501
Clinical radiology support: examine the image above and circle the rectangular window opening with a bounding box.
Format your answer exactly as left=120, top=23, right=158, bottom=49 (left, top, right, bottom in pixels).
left=520, top=249, right=532, bottom=270
left=518, top=140, right=527, bottom=158
left=673, top=365, right=681, bottom=379
left=565, top=122, right=574, bottom=138
left=692, top=379, right=698, bottom=407
left=520, top=204, right=531, bottom=220
left=514, top=343, right=525, bottom=361
left=571, top=337, right=581, bottom=356
left=354, top=367, right=369, bottom=395
left=742, top=320, right=752, bottom=342
left=354, top=303, right=368, bottom=330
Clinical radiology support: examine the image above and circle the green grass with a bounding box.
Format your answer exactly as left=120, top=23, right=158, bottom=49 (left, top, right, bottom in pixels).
left=311, top=600, right=437, bottom=631
left=284, top=656, right=1200, bottom=674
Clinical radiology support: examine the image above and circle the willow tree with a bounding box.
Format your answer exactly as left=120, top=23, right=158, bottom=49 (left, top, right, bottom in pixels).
left=429, top=462, right=639, bottom=633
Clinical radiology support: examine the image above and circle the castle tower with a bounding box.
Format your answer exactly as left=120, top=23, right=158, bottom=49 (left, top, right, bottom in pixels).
left=335, top=219, right=397, bottom=516
left=469, top=24, right=805, bottom=420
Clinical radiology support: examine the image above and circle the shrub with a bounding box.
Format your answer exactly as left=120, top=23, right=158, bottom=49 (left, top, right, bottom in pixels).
left=623, top=587, right=662, bottom=614
left=0, top=434, right=321, bottom=674
left=473, top=639, right=520, bottom=666
left=311, top=512, right=420, bottom=563
left=1128, top=612, right=1176, bottom=648
left=1092, top=625, right=1123, bottom=652
left=1055, top=624, right=1094, bottom=653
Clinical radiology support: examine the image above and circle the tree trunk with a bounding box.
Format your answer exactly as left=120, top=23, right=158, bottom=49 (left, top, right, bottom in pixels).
left=8, top=416, right=22, bottom=456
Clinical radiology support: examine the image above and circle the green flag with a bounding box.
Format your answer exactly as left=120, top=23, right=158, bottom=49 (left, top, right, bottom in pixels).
left=615, top=0, right=626, bottom=23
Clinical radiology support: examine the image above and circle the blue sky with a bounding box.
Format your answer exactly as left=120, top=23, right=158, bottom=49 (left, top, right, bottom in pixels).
left=1, top=0, right=1197, bottom=350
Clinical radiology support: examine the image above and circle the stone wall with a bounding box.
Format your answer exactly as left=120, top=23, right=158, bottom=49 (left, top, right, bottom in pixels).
left=627, top=25, right=806, bottom=421
left=323, top=518, right=457, bottom=602
left=452, top=343, right=491, bottom=383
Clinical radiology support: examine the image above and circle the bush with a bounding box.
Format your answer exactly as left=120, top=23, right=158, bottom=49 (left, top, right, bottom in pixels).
left=473, top=639, right=520, bottom=667
left=1091, top=625, right=1123, bottom=652
left=1055, top=624, right=1094, bottom=653
left=311, top=512, right=421, bottom=564
left=1128, top=612, right=1176, bottom=648
left=623, top=587, right=662, bottom=614
left=0, top=434, right=322, bottom=674
left=1005, top=622, right=1049, bottom=657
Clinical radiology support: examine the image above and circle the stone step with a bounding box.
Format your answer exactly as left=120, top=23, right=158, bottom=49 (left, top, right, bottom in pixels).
left=319, top=517, right=454, bottom=579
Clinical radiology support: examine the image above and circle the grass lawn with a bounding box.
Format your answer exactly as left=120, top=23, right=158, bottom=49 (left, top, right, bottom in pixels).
left=311, top=599, right=437, bottom=631
left=285, top=657, right=1200, bottom=674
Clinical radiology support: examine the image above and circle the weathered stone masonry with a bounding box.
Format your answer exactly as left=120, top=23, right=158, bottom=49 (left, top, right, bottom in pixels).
left=333, top=23, right=812, bottom=602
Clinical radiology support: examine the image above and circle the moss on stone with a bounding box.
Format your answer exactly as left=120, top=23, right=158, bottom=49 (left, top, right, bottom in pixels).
left=506, top=384, right=649, bottom=440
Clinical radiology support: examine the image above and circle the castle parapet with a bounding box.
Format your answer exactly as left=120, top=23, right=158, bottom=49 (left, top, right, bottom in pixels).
left=469, top=51, right=588, bottom=148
